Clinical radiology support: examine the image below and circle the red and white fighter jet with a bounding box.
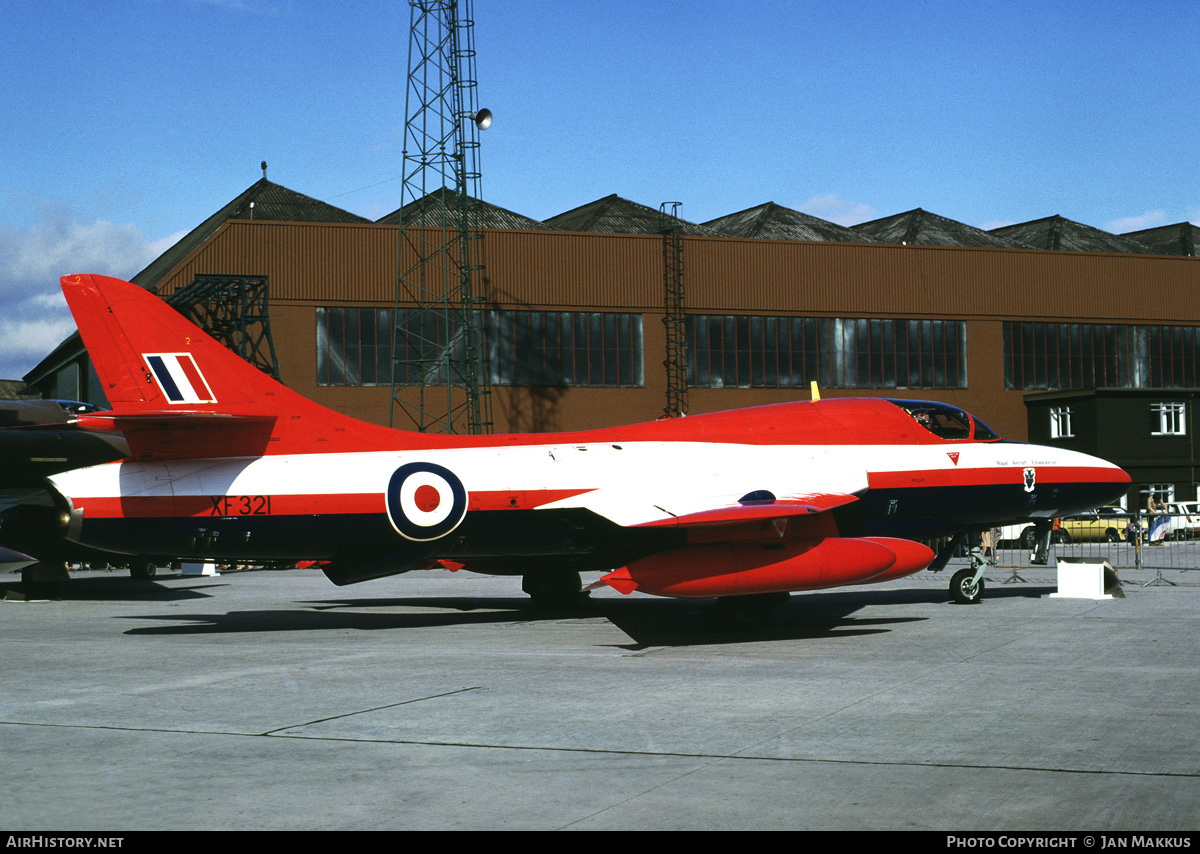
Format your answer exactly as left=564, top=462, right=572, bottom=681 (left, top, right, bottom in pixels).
left=41, top=274, right=1129, bottom=606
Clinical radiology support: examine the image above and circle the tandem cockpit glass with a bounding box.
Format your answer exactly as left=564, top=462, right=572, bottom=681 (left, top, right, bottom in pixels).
left=887, top=399, right=1000, bottom=442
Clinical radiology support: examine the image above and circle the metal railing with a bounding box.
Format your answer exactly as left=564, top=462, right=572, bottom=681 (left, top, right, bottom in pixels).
left=990, top=511, right=1200, bottom=573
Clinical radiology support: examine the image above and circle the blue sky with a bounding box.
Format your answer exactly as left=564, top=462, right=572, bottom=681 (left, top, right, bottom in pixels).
left=2, top=0, right=1198, bottom=379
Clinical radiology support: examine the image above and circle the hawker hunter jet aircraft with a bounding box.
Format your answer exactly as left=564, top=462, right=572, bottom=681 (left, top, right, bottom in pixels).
left=22, top=274, right=1130, bottom=608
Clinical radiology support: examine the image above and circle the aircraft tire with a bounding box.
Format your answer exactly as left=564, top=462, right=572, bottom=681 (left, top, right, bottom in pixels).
left=950, top=568, right=984, bottom=604
left=129, top=558, right=157, bottom=580
left=522, top=569, right=585, bottom=610
left=712, top=591, right=791, bottom=625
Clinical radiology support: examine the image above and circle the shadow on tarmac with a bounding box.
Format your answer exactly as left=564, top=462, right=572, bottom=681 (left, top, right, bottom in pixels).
left=2, top=567, right=1059, bottom=647
left=109, top=583, right=1058, bottom=647
left=0, top=572, right=221, bottom=602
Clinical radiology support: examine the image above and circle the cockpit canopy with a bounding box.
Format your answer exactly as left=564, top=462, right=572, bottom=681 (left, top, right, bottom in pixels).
left=886, top=399, right=1000, bottom=442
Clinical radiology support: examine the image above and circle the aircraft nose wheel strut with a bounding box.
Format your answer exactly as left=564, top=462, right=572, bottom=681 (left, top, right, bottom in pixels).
left=950, top=566, right=985, bottom=604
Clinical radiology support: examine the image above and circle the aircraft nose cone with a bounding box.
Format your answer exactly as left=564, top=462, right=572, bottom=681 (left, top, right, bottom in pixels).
left=1094, top=463, right=1131, bottom=504
left=1023, top=444, right=1131, bottom=518
left=1068, top=455, right=1131, bottom=514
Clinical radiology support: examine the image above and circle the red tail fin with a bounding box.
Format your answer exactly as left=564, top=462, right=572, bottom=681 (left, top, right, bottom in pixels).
left=63, top=273, right=286, bottom=413
left=60, top=274, right=400, bottom=457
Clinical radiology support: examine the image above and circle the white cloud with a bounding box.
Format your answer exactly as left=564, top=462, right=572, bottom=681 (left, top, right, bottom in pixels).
left=1105, top=210, right=1167, bottom=234
left=145, top=229, right=188, bottom=260
left=0, top=205, right=165, bottom=380
left=797, top=194, right=878, bottom=227
left=979, top=219, right=1016, bottom=231
left=0, top=315, right=79, bottom=382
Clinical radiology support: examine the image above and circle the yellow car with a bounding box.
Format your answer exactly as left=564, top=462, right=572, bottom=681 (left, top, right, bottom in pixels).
left=1058, top=507, right=1133, bottom=543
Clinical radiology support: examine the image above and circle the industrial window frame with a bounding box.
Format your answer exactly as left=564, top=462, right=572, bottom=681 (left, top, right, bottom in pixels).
left=1004, top=321, right=1200, bottom=391
left=317, top=306, right=644, bottom=389
left=685, top=315, right=967, bottom=390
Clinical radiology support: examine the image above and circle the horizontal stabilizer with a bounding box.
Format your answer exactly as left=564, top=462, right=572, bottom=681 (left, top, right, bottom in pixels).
left=75, top=412, right=276, bottom=429
left=73, top=412, right=278, bottom=460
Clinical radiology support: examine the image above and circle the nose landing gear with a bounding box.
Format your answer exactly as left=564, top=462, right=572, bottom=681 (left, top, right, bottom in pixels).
left=950, top=566, right=985, bottom=604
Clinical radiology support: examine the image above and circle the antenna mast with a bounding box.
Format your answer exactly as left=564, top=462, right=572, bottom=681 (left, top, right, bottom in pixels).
left=661, top=202, right=687, bottom=417
left=390, top=0, right=492, bottom=434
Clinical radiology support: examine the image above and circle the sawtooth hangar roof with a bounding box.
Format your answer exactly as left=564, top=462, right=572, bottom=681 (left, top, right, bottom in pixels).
left=989, top=215, right=1156, bottom=254
left=1120, top=222, right=1200, bottom=257
left=544, top=194, right=723, bottom=236
left=133, top=178, right=369, bottom=293
left=703, top=202, right=879, bottom=243
left=377, top=187, right=554, bottom=230
left=851, top=208, right=1032, bottom=250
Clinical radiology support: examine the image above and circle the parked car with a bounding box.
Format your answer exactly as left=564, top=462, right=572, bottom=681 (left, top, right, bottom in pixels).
left=1163, top=502, right=1200, bottom=540
left=995, top=520, right=1066, bottom=550
left=1058, top=506, right=1133, bottom=543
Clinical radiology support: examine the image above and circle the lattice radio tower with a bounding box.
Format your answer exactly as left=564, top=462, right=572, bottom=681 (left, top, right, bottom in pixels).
left=390, top=0, right=493, bottom=434
left=661, top=202, right=688, bottom=417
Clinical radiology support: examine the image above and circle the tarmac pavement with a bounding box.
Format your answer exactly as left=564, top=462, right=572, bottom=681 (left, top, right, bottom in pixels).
left=1, top=561, right=1197, bottom=831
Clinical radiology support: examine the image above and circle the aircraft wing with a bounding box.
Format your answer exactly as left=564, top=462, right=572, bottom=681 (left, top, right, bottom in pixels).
left=0, top=418, right=130, bottom=493
left=0, top=545, right=36, bottom=568
left=537, top=480, right=865, bottom=537
left=0, top=487, right=57, bottom=512
left=631, top=491, right=860, bottom=528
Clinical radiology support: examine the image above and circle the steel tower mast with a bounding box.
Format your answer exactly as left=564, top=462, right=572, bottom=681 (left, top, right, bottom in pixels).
left=390, top=0, right=492, bottom=434
left=660, top=202, right=688, bottom=418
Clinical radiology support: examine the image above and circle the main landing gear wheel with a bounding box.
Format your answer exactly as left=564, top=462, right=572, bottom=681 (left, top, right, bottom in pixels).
left=712, top=591, right=791, bottom=625
left=522, top=569, right=587, bottom=611
left=950, top=568, right=984, bottom=604
left=129, top=557, right=157, bottom=580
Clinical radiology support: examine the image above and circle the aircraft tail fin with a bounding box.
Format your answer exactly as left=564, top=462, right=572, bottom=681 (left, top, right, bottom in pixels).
left=59, top=274, right=399, bottom=456
left=62, top=274, right=283, bottom=412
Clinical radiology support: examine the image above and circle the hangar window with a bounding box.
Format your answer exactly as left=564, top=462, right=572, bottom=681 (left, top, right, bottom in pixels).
left=317, top=307, right=643, bottom=388
left=485, top=310, right=643, bottom=388
left=684, top=316, right=967, bottom=390
left=1004, top=322, right=1200, bottom=390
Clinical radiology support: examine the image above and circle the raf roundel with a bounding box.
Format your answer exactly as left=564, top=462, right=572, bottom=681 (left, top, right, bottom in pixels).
left=385, top=462, right=469, bottom=541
